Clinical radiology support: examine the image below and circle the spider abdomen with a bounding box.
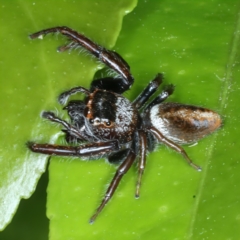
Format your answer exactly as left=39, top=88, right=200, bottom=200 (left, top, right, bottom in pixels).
left=149, top=102, right=222, bottom=144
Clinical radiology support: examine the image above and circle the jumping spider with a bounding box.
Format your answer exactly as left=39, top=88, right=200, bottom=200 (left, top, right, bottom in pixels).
left=28, top=26, right=222, bottom=223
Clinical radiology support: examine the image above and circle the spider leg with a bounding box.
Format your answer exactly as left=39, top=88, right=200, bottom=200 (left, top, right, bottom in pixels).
left=144, top=84, right=175, bottom=111
left=57, top=41, right=78, bottom=52
left=135, top=130, right=147, bottom=198
left=90, top=77, right=130, bottom=94
left=62, top=100, right=86, bottom=143
left=64, top=100, right=85, bottom=124
left=108, top=149, right=130, bottom=164
left=27, top=140, right=119, bottom=158
left=133, top=73, right=163, bottom=109
left=30, top=26, right=134, bottom=92
left=41, top=111, right=94, bottom=142
left=89, top=149, right=136, bottom=224
left=58, top=86, right=90, bottom=105
left=149, top=127, right=202, bottom=171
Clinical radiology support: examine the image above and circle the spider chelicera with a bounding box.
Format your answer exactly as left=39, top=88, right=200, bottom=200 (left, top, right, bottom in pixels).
left=28, top=26, right=222, bottom=223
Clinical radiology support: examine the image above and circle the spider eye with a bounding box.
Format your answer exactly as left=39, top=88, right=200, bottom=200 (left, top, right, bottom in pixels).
left=89, top=118, right=101, bottom=125
left=95, top=118, right=100, bottom=124
left=105, top=120, right=112, bottom=127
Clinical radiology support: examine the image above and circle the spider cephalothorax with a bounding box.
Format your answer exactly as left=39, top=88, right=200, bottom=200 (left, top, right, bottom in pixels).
left=28, top=26, right=222, bottom=223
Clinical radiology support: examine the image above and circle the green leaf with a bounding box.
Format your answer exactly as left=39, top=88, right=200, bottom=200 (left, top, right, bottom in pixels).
left=0, top=0, right=137, bottom=234
left=115, top=1, right=240, bottom=239
left=1, top=1, right=240, bottom=240
left=49, top=1, right=240, bottom=239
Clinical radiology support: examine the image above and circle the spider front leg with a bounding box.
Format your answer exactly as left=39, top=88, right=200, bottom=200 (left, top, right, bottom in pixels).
left=90, top=149, right=136, bottom=223
left=28, top=111, right=120, bottom=157
left=27, top=140, right=120, bottom=158
left=90, top=77, right=131, bottom=94
left=30, top=26, right=134, bottom=92
left=58, top=86, right=90, bottom=105
left=41, top=111, right=97, bottom=142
